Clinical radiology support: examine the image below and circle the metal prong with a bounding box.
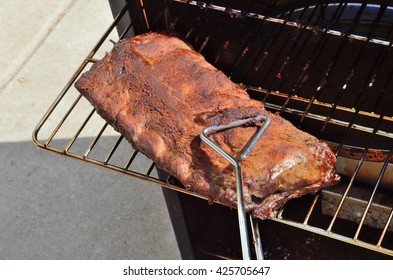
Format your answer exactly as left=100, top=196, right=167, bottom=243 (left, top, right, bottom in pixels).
left=200, top=115, right=270, bottom=260
left=250, top=215, right=264, bottom=260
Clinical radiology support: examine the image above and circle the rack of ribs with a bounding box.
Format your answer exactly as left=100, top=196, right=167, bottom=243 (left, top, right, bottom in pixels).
left=75, top=32, right=340, bottom=219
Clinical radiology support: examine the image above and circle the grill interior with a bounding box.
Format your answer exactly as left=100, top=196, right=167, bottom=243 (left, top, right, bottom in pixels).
left=33, top=0, right=393, bottom=257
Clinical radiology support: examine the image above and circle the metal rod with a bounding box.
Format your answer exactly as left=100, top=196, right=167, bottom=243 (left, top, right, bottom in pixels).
left=64, top=108, right=96, bottom=153
left=228, top=0, right=279, bottom=78
left=327, top=91, right=393, bottom=232
left=188, top=3, right=226, bottom=54
left=263, top=1, right=324, bottom=92
left=274, top=217, right=393, bottom=256
left=140, top=0, right=172, bottom=32
left=377, top=210, right=393, bottom=247
left=251, top=0, right=298, bottom=72
left=303, top=194, right=319, bottom=225
left=146, top=162, right=157, bottom=177
left=139, top=0, right=150, bottom=30
left=201, top=115, right=271, bottom=260
left=124, top=150, right=139, bottom=170
left=299, top=2, right=371, bottom=126
left=317, top=6, right=393, bottom=138
left=45, top=94, right=83, bottom=146
left=104, top=135, right=124, bottom=164
left=353, top=144, right=393, bottom=240
left=173, top=0, right=393, bottom=47
left=250, top=216, right=264, bottom=260
left=280, top=1, right=351, bottom=114
left=211, top=0, right=254, bottom=67
left=247, top=85, right=393, bottom=125
left=335, top=46, right=393, bottom=156
left=33, top=2, right=130, bottom=147
left=248, top=1, right=300, bottom=90
left=84, top=122, right=109, bottom=158
left=306, top=3, right=393, bottom=230
left=174, top=0, right=214, bottom=35
left=263, top=100, right=393, bottom=139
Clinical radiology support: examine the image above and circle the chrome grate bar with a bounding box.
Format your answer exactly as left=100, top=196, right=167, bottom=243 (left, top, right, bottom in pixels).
left=299, top=1, right=377, bottom=128
left=327, top=92, right=393, bottom=232
left=354, top=145, right=393, bottom=240
left=173, top=0, right=393, bottom=46
left=104, top=135, right=124, bottom=164
left=377, top=210, right=393, bottom=247
left=84, top=123, right=109, bottom=158
left=64, top=108, right=96, bottom=152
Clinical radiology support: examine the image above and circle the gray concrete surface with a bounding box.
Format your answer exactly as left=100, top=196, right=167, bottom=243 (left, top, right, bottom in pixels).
left=0, top=0, right=181, bottom=259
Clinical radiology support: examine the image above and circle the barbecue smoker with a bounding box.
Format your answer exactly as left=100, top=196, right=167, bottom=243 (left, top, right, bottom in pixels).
left=33, top=0, right=393, bottom=259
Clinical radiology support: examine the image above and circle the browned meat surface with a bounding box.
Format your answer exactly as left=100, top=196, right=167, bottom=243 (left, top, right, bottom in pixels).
left=75, top=32, right=340, bottom=219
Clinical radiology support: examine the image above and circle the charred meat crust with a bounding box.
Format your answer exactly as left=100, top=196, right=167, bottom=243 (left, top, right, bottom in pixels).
left=75, top=32, right=340, bottom=219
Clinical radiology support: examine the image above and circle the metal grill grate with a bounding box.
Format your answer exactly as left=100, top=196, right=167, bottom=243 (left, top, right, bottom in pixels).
left=33, top=0, right=393, bottom=257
